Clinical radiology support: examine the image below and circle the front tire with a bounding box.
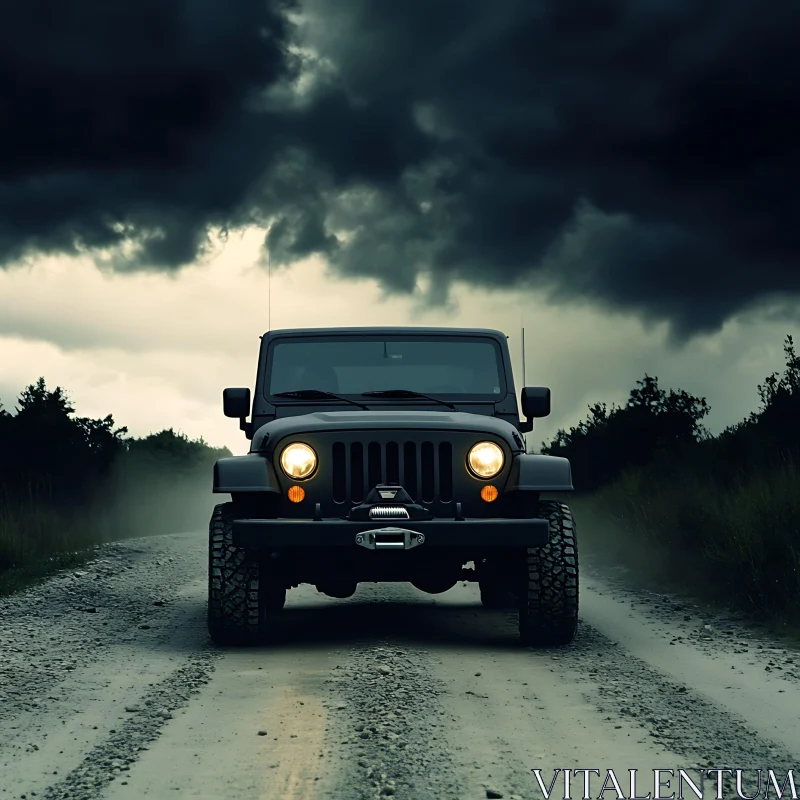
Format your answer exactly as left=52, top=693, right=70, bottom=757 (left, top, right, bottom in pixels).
left=207, top=502, right=285, bottom=645
left=518, top=501, right=578, bottom=646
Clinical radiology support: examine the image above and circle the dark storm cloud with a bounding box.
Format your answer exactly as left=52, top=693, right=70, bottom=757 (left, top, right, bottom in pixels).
left=1, top=0, right=798, bottom=336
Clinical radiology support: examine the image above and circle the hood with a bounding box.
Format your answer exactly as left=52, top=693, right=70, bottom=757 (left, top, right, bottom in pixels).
left=250, top=410, right=522, bottom=451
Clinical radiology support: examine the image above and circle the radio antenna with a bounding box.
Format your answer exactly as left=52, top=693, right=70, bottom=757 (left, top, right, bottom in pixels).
left=522, top=325, right=528, bottom=452
left=267, top=243, right=271, bottom=332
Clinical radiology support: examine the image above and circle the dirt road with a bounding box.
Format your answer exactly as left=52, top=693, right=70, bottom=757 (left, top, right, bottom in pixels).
left=1, top=531, right=798, bottom=800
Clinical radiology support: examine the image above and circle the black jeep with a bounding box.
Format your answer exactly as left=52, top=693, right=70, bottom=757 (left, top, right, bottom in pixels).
left=209, top=327, right=577, bottom=646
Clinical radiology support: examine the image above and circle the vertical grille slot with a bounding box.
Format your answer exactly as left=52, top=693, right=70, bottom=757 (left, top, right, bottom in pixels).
left=386, top=441, right=399, bottom=484
left=367, top=442, right=382, bottom=490
left=403, top=442, right=417, bottom=500
left=332, top=442, right=346, bottom=503
left=420, top=441, right=435, bottom=503
left=438, top=442, right=453, bottom=502
left=351, top=442, right=364, bottom=503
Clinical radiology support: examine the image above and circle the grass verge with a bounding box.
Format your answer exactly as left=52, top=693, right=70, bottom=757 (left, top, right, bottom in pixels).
left=0, top=498, right=121, bottom=596
left=571, top=458, right=800, bottom=637
left=0, top=550, right=98, bottom=598
left=0, top=477, right=217, bottom=597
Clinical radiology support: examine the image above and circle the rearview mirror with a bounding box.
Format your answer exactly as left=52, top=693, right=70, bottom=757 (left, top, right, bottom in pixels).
left=521, top=386, right=551, bottom=419
left=223, top=387, right=250, bottom=419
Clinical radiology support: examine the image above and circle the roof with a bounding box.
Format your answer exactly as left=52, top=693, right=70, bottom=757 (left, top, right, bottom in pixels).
left=262, top=326, right=508, bottom=338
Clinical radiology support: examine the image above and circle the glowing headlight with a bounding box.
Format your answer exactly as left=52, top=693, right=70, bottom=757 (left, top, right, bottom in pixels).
left=279, top=442, right=318, bottom=480
left=467, top=441, right=504, bottom=479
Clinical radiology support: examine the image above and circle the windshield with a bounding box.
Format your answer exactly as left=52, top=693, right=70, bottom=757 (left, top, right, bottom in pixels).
left=266, top=336, right=505, bottom=398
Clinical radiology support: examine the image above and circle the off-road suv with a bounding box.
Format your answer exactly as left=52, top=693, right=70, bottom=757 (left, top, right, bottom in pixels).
left=209, top=327, right=577, bottom=646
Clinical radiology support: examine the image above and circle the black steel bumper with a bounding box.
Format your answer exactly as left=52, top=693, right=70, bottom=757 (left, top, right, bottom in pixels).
left=232, top=517, right=550, bottom=550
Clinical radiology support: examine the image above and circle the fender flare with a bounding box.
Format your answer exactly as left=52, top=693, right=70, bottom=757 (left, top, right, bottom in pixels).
left=504, top=454, right=574, bottom=493
left=213, top=455, right=282, bottom=494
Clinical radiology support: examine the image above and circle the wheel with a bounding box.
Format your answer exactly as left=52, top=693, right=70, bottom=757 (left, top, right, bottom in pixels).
left=479, top=580, right=515, bottom=609
left=518, top=501, right=578, bottom=646
left=207, top=502, right=286, bottom=645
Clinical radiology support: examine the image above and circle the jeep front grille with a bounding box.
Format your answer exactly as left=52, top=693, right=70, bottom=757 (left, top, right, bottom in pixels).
left=331, top=441, right=453, bottom=505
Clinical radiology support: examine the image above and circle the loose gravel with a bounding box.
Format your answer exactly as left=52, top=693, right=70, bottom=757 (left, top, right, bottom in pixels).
left=567, top=625, right=797, bottom=792
left=324, top=643, right=460, bottom=799
left=39, top=652, right=219, bottom=800
left=1, top=532, right=798, bottom=800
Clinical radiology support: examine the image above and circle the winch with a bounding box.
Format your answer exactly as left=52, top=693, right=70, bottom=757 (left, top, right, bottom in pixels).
left=346, top=484, right=433, bottom=523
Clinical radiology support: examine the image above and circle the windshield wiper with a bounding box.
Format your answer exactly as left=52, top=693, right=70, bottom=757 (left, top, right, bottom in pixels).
left=273, top=389, right=369, bottom=410
left=360, top=389, right=457, bottom=410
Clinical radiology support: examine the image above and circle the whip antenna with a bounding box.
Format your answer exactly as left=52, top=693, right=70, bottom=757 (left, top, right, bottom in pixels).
left=267, top=243, right=271, bottom=332
left=521, top=324, right=528, bottom=452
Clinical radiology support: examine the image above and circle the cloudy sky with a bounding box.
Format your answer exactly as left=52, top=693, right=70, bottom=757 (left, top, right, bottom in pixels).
left=1, top=0, right=797, bottom=455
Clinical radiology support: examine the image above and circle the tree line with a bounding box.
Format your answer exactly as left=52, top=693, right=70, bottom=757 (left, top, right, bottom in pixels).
left=0, top=377, right=230, bottom=574
left=542, top=335, right=799, bottom=620
left=542, top=335, right=800, bottom=492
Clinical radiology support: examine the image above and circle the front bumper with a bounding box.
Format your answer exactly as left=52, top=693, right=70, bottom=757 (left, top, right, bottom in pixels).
left=232, top=517, right=550, bottom=550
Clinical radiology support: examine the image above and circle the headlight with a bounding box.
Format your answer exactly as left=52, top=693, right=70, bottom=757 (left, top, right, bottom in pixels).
left=467, top=441, right=504, bottom=479
left=279, top=442, right=318, bottom=480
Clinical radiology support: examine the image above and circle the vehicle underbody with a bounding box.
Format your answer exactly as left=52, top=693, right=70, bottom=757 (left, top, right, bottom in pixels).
left=243, top=544, right=529, bottom=597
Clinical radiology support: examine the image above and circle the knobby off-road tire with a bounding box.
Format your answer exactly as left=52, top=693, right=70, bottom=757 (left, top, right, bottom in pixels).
left=518, top=501, right=578, bottom=646
left=207, top=502, right=286, bottom=646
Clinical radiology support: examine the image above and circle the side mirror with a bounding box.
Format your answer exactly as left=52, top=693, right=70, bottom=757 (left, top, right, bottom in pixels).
left=223, top=387, right=251, bottom=419
left=521, top=386, right=551, bottom=419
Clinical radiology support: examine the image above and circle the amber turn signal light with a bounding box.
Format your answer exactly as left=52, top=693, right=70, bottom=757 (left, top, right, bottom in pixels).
left=287, top=485, right=305, bottom=503
left=480, top=485, right=498, bottom=503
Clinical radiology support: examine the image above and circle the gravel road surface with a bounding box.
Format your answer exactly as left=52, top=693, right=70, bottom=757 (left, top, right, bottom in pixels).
left=1, top=531, right=798, bottom=800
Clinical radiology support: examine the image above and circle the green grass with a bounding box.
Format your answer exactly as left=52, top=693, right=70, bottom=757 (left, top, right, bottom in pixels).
left=0, top=499, right=111, bottom=595
left=0, top=549, right=98, bottom=597
left=0, top=476, right=218, bottom=597
left=573, top=458, right=800, bottom=634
